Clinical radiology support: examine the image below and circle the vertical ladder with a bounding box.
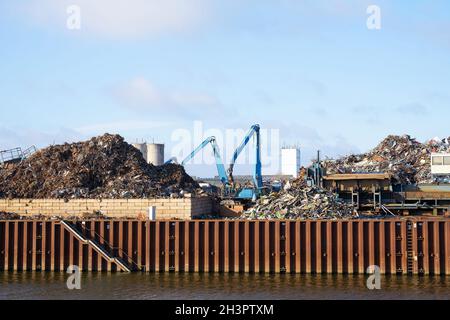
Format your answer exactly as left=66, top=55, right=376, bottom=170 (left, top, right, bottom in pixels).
left=406, top=221, right=414, bottom=274
left=351, top=188, right=360, bottom=210
left=373, top=186, right=381, bottom=210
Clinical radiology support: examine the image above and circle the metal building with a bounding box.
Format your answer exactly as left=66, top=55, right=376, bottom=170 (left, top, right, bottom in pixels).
left=281, top=147, right=301, bottom=178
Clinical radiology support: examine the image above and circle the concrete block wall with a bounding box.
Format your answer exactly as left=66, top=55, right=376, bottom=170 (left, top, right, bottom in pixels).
left=0, top=197, right=213, bottom=220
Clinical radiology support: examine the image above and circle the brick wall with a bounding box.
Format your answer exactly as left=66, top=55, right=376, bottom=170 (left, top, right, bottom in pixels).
left=0, top=197, right=213, bottom=220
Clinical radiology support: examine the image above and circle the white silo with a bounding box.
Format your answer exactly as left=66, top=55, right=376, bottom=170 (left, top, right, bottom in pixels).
left=132, top=143, right=147, bottom=161
left=146, top=143, right=164, bottom=166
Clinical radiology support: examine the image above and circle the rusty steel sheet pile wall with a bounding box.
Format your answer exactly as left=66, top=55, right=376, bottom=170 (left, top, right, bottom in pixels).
left=0, top=220, right=449, bottom=275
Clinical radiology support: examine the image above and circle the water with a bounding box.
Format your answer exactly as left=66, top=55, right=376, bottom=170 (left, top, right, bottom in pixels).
left=0, top=272, right=448, bottom=300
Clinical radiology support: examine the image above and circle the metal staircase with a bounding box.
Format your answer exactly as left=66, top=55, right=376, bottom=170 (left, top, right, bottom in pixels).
left=22, top=146, right=37, bottom=159
left=60, top=220, right=131, bottom=272
left=0, top=146, right=37, bottom=164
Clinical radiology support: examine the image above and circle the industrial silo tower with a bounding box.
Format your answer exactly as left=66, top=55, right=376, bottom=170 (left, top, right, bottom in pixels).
left=132, top=142, right=164, bottom=166
left=132, top=143, right=147, bottom=161
left=146, top=143, right=164, bottom=166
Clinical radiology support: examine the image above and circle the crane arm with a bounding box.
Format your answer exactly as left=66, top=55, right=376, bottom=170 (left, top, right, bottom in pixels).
left=227, top=124, right=262, bottom=190
left=181, top=136, right=228, bottom=185
left=208, top=139, right=229, bottom=185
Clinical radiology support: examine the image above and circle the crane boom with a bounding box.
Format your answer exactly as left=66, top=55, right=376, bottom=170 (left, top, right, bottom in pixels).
left=181, top=136, right=228, bottom=185
left=228, top=124, right=263, bottom=194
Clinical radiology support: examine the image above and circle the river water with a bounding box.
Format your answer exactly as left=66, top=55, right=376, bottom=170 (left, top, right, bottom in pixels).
left=0, top=272, right=448, bottom=300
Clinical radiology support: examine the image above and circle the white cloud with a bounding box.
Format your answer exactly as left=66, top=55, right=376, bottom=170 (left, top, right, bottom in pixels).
left=112, top=77, right=224, bottom=118
left=0, top=122, right=175, bottom=151
left=115, top=78, right=165, bottom=107
left=0, top=126, right=84, bottom=150
left=76, top=120, right=174, bottom=135
left=312, top=0, right=375, bottom=15
left=15, top=0, right=212, bottom=38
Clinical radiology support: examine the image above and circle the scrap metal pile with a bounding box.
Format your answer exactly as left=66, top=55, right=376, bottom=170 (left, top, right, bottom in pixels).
left=425, top=137, right=450, bottom=183
left=0, top=211, right=141, bottom=220
left=0, top=212, right=20, bottom=220
left=0, top=134, right=199, bottom=199
left=322, top=134, right=450, bottom=185
left=242, top=179, right=355, bottom=220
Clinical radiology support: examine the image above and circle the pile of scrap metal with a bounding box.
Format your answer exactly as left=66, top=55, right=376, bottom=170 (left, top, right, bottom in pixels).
left=0, top=212, right=154, bottom=221
left=0, top=134, right=201, bottom=199
left=0, top=212, right=21, bottom=220
left=241, top=178, right=355, bottom=220
left=322, top=134, right=450, bottom=185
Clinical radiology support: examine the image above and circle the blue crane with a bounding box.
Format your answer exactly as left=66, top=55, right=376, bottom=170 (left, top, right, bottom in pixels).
left=227, top=124, right=263, bottom=200
left=166, top=136, right=228, bottom=185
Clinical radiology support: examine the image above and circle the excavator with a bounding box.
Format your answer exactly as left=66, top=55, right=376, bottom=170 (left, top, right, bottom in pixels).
left=165, top=136, right=229, bottom=186
left=227, top=124, right=264, bottom=201
left=165, top=124, right=265, bottom=202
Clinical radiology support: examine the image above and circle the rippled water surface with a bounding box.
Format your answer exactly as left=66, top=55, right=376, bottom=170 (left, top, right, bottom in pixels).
left=0, top=272, right=448, bottom=300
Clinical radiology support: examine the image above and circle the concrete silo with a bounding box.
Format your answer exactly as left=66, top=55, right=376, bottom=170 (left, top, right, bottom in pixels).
left=146, top=143, right=164, bottom=166
left=132, top=143, right=147, bottom=162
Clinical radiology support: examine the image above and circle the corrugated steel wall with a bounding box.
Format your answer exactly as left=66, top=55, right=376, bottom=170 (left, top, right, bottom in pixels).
left=0, top=220, right=449, bottom=274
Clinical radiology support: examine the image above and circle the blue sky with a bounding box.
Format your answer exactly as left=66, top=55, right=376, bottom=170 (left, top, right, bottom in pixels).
left=1, top=0, right=450, bottom=177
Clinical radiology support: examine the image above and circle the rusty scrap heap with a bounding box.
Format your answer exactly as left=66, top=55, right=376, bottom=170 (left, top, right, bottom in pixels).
left=0, top=134, right=199, bottom=199
left=0, top=212, right=20, bottom=220
left=322, top=134, right=450, bottom=185
left=242, top=179, right=354, bottom=220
